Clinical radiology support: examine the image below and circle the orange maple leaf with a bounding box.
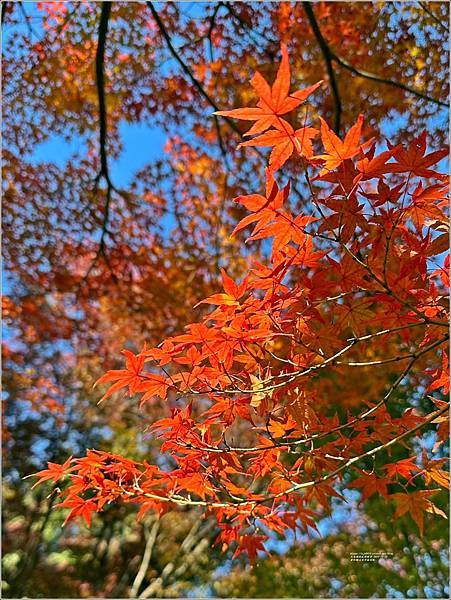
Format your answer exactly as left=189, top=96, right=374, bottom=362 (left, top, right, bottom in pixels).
left=215, top=43, right=322, bottom=136
left=406, top=182, right=448, bottom=232
left=420, top=449, right=450, bottom=489
left=427, top=351, right=449, bottom=394
left=355, top=144, right=400, bottom=181
left=239, top=122, right=318, bottom=171
left=231, top=169, right=288, bottom=237
left=232, top=534, right=268, bottom=562
left=137, top=374, right=170, bottom=404
left=314, top=114, right=373, bottom=175
left=94, top=349, right=145, bottom=402
left=26, top=456, right=74, bottom=488
left=196, top=269, right=249, bottom=307
left=348, top=473, right=390, bottom=501
left=57, top=495, right=98, bottom=527
left=388, top=131, right=449, bottom=179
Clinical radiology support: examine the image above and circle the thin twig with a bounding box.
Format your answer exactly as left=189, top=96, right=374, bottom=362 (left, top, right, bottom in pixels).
left=271, top=402, right=449, bottom=500
left=163, top=333, right=447, bottom=455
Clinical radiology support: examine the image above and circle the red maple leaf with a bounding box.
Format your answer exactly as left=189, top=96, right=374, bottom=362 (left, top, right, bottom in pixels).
left=388, top=131, right=449, bottom=179
left=356, top=144, right=400, bottom=181
left=27, top=456, right=74, bottom=488
left=137, top=374, right=170, bottom=404
left=348, top=473, right=390, bottom=500
left=232, top=534, right=268, bottom=562
left=57, top=495, right=98, bottom=527
left=385, top=456, right=421, bottom=479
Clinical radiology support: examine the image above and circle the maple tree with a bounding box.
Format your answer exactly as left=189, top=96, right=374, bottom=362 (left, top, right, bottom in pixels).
left=28, top=42, right=449, bottom=562
left=3, top=1, right=449, bottom=596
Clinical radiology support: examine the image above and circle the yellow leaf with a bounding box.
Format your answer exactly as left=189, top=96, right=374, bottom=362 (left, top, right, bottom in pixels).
left=250, top=374, right=266, bottom=408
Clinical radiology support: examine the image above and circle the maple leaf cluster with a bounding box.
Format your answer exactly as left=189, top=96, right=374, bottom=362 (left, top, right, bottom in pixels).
left=30, top=44, right=449, bottom=561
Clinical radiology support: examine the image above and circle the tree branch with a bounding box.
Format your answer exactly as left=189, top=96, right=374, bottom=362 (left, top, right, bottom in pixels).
left=162, top=332, right=447, bottom=456
left=1, top=1, right=11, bottom=26
left=138, top=518, right=212, bottom=599
left=333, top=52, right=448, bottom=108
left=302, top=1, right=447, bottom=109
left=118, top=402, right=449, bottom=510
left=418, top=1, right=449, bottom=33
left=17, top=2, right=40, bottom=39
left=147, top=1, right=224, bottom=116
left=302, top=1, right=342, bottom=134
left=96, top=2, right=112, bottom=181
left=148, top=331, right=447, bottom=397
left=82, top=1, right=119, bottom=283
left=130, top=516, right=160, bottom=598
left=274, top=401, right=449, bottom=500
left=146, top=1, right=306, bottom=203
left=221, top=1, right=276, bottom=60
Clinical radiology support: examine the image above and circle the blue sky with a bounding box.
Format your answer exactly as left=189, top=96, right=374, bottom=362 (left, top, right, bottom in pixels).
left=30, top=121, right=167, bottom=187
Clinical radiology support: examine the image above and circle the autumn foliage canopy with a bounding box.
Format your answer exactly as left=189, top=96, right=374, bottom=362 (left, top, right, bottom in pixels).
left=29, top=42, right=449, bottom=562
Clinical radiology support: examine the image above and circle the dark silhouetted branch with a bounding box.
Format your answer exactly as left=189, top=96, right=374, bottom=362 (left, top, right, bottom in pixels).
left=303, top=1, right=447, bottom=110
left=302, top=1, right=342, bottom=134
left=418, top=1, right=449, bottom=33
left=147, top=1, right=305, bottom=204
left=83, top=2, right=119, bottom=283
left=147, top=1, right=224, bottom=114
left=221, top=1, right=276, bottom=59
left=96, top=1, right=112, bottom=182
left=2, top=1, right=11, bottom=26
